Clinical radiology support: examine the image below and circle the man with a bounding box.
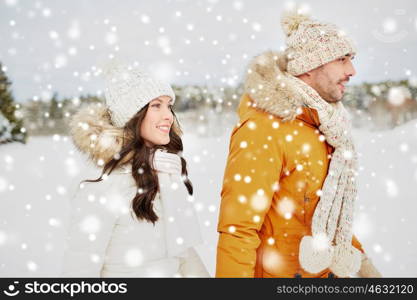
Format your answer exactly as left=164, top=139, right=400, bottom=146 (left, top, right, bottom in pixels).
left=216, top=11, right=382, bottom=278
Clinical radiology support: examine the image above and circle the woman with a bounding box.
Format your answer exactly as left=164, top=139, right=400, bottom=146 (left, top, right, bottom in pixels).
left=61, top=64, right=209, bottom=277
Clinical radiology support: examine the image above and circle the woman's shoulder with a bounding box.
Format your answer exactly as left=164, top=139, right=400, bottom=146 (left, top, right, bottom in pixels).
left=70, top=164, right=136, bottom=214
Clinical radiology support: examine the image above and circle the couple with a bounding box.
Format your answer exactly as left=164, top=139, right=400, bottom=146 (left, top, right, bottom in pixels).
left=62, top=12, right=381, bottom=278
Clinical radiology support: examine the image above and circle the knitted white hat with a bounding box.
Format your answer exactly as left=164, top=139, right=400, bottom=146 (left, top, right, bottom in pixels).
left=281, top=11, right=356, bottom=76
left=103, top=64, right=176, bottom=127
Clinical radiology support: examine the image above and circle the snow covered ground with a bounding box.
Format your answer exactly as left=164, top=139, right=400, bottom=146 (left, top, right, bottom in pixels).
left=0, top=119, right=417, bottom=277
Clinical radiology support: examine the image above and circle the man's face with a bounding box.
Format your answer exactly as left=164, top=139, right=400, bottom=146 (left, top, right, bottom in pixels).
left=307, top=54, right=356, bottom=103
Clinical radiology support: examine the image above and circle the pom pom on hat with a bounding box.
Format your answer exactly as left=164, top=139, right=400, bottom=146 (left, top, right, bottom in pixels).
left=101, top=58, right=124, bottom=78
left=281, top=10, right=311, bottom=37
left=280, top=9, right=356, bottom=76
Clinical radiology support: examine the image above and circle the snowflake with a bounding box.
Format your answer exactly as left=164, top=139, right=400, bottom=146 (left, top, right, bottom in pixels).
left=55, top=54, right=68, bottom=69
left=312, top=233, right=331, bottom=251
left=373, top=244, right=382, bottom=254
left=243, top=176, right=251, bottom=183
left=208, top=205, right=216, bottom=212
left=388, top=86, right=410, bottom=106
left=42, top=8, right=52, bottom=18
left=277, top=197, right=294, bottom=219
left=80, top=215, right=101, bottom=234
left=56, top=185, right=67, bottom=195
left=250, top=190, right=268, bottom=211
left=194, top=202, right=204, bottom=212
left=385, top=179, right=398, bottom=197
left=141, top=14, right=150, bottom=24
left=5, top=0, right=18, bottom=6
left=48, top=218, right=61, bottom=227
left=302, top=143, right=311, bottom=154
left=0, top=177, right=8, bottom=193
left=67, top=21, right=80, bottom=39
left=0, top=231, right=7, bottom=246
left=252, top=215, right=261, bottom=223
left=382, top=18, right=397, bottom=34
left=105, top=32, right=118, bottom=45
left=171, top=182, right=178, bottom=190
left=4, top=155, right=14, bottom=164
left=296, top=164, right=303, bottom=171
left=27, top=261, right=38, bottom=272
left=238, top=195, right=247, bottom=204
left=124, top=248, right=144, bottom=267
left=252, top=22, right=262, bottom=32
left=399, top=143, right=408, bottom=152
left=90, top=254, right=101, bottom=263
left=262, top=249, right=282, bottom=274
left=233, top=1, right=243, bottom=11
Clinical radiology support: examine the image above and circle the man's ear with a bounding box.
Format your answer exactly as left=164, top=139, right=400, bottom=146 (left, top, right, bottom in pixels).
left=304, top=70, right=314, bottom=77
left=296, top=71, right=312, bottom=81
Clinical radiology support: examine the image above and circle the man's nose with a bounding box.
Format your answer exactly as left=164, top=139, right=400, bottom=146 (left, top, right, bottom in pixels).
left=346, top=60, right=356, bottom=77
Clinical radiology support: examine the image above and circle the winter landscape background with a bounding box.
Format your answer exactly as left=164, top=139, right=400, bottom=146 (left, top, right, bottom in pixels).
left=1, top=0, right=417, bottom=277
left=1, top=117, right=417, bottom=277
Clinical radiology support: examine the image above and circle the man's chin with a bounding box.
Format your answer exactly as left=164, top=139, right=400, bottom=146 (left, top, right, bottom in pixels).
left=327, top=92, right=344, bottom=103
left=323, top=96, right=342, bottom=103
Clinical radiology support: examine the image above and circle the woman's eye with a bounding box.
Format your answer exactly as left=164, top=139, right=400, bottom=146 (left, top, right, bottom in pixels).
left=151, top=103, right=160, bottom=108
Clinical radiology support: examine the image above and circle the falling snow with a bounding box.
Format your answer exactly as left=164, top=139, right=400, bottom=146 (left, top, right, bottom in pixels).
left=0, top=0, right=417, bottom=278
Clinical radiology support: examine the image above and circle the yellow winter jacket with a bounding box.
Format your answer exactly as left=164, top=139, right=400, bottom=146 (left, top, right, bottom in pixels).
left=216, top=51, right=364, bottom=278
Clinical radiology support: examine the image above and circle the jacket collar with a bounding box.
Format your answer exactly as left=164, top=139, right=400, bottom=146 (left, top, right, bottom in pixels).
left=243, top=50, right=322, bottom=129
left=297, top=105, right=321, bottom=129
left=238, top=93, right=321, bottom=129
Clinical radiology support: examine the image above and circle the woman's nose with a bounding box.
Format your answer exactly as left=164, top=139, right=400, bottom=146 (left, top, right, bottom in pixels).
left=163, top=107, right=173, bottom=122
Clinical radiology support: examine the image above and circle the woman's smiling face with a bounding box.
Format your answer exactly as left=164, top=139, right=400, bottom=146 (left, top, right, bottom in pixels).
left=140, top=95, right=174, bottom=147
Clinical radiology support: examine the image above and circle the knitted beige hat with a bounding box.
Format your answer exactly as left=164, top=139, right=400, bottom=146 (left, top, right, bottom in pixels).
left=281, top=11, right=356, bottom=76
left=104, top=64, right=176, bottom=127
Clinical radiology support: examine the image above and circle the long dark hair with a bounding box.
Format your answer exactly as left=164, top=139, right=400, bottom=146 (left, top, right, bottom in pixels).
left=84, top=103, right=193, bottom=224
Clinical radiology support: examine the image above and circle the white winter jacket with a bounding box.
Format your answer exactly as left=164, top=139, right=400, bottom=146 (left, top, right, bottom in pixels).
left=62, top=157, right=209, bottom=277
left=62, top=104, right=209, bottom=277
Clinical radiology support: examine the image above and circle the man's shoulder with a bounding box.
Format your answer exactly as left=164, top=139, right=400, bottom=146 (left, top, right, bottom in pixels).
left=236, top=108, right=295, bottom=136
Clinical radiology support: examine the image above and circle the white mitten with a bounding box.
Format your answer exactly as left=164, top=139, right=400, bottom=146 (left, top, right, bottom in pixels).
left=178, top=247, right=210, bottom=277
left=299, top=235, right=334, bottom=274
left=357, top=253, right=382, bottom=278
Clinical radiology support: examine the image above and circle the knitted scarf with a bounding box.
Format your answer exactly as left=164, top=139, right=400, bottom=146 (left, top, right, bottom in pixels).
left=288, top=76, right=362, bottom=277
left=153, top=149, right=203, bottom=258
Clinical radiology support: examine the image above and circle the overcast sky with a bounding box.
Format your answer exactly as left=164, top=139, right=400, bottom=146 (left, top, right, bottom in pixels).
left=1, top=0, right=417, bottom=102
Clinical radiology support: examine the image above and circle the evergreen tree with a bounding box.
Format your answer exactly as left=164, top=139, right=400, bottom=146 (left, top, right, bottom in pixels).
left=49, top=92, right=63, bottom=119
left=0, top=62, right=27, bottom=143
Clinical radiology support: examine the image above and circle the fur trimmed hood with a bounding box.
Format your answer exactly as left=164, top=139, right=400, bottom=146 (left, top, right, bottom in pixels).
left=69, top=103, right=128, bottom=167
left=69, top=103, right=182, bottom=167
left=243, top=50, right=308, bottom=121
